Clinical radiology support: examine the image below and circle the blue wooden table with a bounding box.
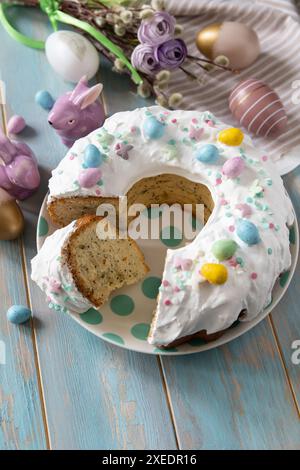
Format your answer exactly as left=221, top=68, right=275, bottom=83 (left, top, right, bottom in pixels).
left=0, top=7, right=300, bottom=450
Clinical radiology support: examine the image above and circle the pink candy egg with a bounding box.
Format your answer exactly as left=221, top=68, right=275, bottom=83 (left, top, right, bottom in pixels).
left=229, top=78, right=287, bottom=138
left=78, top=168, right=102, bottom=188
left=7, top=115, right=26, bottom=134
left=222, top=157, right=245, bottom=178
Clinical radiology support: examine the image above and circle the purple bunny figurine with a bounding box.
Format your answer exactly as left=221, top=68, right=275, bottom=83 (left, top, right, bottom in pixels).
left=0, top=130, right=40, bottom=200
left=48, top=76, right=105, bottom=147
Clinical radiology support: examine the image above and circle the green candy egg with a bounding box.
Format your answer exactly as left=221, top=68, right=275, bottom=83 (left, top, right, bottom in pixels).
left=212, top=239, right=238, bottom=261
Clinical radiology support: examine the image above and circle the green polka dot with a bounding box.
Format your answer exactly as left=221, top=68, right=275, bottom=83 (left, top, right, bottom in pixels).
left=289, top=226, right=296, bottom=244
left=279, top=271, right=290, bottom=288
left=80, top=308, right=103, bottom=325
left=102, top=333, right=124, bottom=345
left=142, top=277, right=161, bottom=299
left=267, top=248, right=273, bottom=255
left=131, top=323, right=150, bottom=341
left=110, top=295, right=134, bottom=316
left=38, top=216, right=49, bottom=237
left=160, top=226, right=182, bottom=247
left=188, top=337, right=206, bottom=347
left=191, top=216, right=203, bottom=232
left=154, top=347, right=178, bottom=353
left=143, top=207, right=161, bottom=218
left=264, top=296, right=273, bottom=310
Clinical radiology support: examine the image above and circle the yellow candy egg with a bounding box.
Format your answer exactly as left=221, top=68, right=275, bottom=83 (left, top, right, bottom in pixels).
left=218, top=128, right=244, bottom=146
left=200, top=263, right=228, bottom=285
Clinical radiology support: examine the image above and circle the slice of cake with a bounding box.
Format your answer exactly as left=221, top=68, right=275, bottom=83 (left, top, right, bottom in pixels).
left=31, top=216, right=149, bottom=314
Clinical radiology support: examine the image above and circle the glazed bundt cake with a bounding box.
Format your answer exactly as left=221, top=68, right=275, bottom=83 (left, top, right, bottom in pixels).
left=31, top=106, right=294, bottom=348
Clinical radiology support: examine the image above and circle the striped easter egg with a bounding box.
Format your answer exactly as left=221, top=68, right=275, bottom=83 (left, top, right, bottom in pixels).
left=229, top=78, right=287, bottom=138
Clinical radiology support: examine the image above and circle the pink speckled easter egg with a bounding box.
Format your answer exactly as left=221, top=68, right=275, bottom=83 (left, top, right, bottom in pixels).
left=229, top=78, right=287, bottom=138
left=222, top=157, right=245, bottom=178
left=78, top=168, right=102, bottom=188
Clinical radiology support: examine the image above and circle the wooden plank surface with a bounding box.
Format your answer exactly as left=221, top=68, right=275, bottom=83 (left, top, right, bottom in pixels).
left=0, top=6, right=177, bottom=450
left=0, top=4, right=299, bottom=450
left=0, top=76, right=47, bottom=449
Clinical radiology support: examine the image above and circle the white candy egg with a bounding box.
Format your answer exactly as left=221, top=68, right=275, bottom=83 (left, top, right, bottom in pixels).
left=45, top=31, right=100, bottom=83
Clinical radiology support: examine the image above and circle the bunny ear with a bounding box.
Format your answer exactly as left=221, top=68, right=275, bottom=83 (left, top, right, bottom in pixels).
left=69, top=75, right=89, bottom=101
left=73, top=84, right=103, bottom=110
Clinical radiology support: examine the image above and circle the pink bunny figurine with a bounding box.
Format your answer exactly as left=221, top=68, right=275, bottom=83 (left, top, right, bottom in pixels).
left=0, top=131, right=40, bottom=200
left=48, top=76, right=105, bottom=147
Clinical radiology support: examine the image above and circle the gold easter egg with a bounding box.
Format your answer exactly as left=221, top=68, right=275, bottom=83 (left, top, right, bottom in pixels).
left=200, top=263, right=228, bottom=285
left=218, top=127, right=244, bottom=146
left=196, top=22, right=260, bottom=70
left=0, top=189, right=24, bottom=240
left=196, top=23, right=222, bottom=60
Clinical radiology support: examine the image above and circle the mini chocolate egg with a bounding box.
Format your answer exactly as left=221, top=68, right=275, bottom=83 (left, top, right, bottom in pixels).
left=7, top=115, right=26, bottom=134
left=195, top=144, right=219, bottom=163
left=78, top=168, right=102, bottom=188
left=222, top=157, right=245, bottom=178
left=236, top=219, right=260, bottom=246
left=229, top=78, right=287, bottom=138
left=212, top=239, right=238, bottom=261
left=196, top=22, right=260, bottom=70
left=218, top=128, right=244, bottom=146
left=45, top=31, right=100, bottom=83
left=143, top=116, right=165, bottom=139
left=0, top=188, right=24, bottom=240
left=200, top=263, right=228, bottom=285
left=7, top=305, right=31, bottom=324
left=84, top=144, right=103, bottom=168
left=35, top=90, right=55, bottom=110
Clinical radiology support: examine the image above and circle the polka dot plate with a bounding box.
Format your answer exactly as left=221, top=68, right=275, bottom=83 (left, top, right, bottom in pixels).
left=37, top=196, right=298, bottom=355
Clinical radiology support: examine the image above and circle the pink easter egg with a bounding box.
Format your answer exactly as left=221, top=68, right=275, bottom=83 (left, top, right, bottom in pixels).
left=78, top=168, right=102, bottom=188
left=7, top=115, right=26, bottom=134
left=222, top=157, right=245, bottom=178
left=229, top=78, right=287, bottom=138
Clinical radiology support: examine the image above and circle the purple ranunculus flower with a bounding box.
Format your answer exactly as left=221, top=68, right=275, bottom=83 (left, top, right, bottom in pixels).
left=131, top=44, right=161, bottom=75
left=155, top=38, right=188, bottom=70
left=138, top=12, right=176, bottom=46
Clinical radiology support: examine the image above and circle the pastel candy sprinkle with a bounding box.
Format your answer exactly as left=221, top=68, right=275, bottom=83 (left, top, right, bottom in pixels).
left=181, top=259, right=193, bottom=271
left=164, top=299, right=172, bottom=306
left=35, top=90, right=55, bottom=110
left=84, top=144, right=103, bottom=168
left=212, top=239, right=238, bottom=261
left=222, top=157, right=245, bottom=178
left=195, top=144, right=219, bottom=163
left=7, top=305, right=31, bottom=324
left=200, top=263, right=228, bottom=285
left=78, top=168, right=102, bottom=188
left=251, top=272, right=258, bottom=280
left=235, top=203, right=252, bottom=218
left=143, top=116, right=165, bottom=139
left=7, top=115, right=26, bottom=134
left=236, top=219, right=260, bottom=246
left=218, top=128, right=244, bottom=146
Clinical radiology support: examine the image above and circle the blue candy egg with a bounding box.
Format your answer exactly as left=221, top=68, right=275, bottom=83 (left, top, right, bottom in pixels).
left=35, top=90, right=55, bottom=110
left=83, top=144, right=103, bottom=168
left=143, top=116, right=165, bottom=139
left=195, top=144, right=219, bottom=163
left=236, top=219, right=260, bottom=246
left=7, top=305, right=31, bottom=325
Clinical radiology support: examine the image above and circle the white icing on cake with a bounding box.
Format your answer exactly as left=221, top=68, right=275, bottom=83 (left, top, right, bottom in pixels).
left=31, top=222, right=94, bottom=314
left=34, top=106, right=294, bottom=346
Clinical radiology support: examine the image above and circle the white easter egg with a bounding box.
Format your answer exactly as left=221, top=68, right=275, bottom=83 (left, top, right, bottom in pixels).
left=45, top=31, right=100, bottom=83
